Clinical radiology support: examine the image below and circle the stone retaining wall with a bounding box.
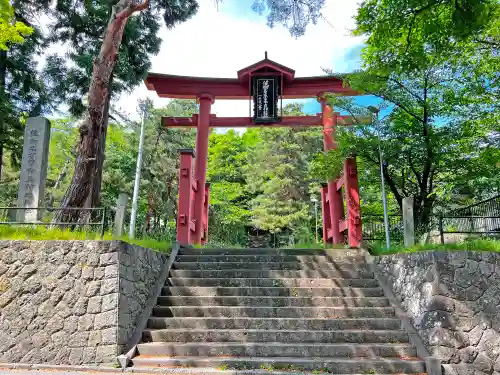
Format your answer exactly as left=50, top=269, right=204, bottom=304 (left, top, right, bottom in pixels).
left=0, top=240, right=168, bottom=366
left=374, top=251, right=500, bottom=375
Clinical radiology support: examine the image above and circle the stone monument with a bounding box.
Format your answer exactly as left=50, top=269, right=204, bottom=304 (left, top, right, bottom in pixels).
left=16, top=117, right=51, bottom=222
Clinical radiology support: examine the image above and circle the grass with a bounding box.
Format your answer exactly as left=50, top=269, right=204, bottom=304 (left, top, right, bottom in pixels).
left=0, top=225, right=171, bottom=253
left=370, top=238, right=500, bottom=256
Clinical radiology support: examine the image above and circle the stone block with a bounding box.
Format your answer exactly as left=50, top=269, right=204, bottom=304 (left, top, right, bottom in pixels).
left=69, top=332, right=89, bottom=348
left=104, top=265, right=118, bottom=279
left=81, top=267, right=93, bottom=280
left=101, top=327, right=117, bottom=344
left=73, top=298, right=88, bottom=316
left=85, top=281, right=101, bottom=297
left=102, top=293, right=118, bottom=312
left=87, top=252, right=100, bottom=267
left=95, top=345, right=117, bottom=364
left=82, top=347, right=96, bottom=364
left=477, top=329, right=500, bottom=360
left=44, top=315, right=64, bottom=335
left=87, top=296, right=102, bottom=314
left=51, top=331, right=67, bottom=347
left=93, top=267, right=105, bottom=280
left=469, top=325, right=484, bottom=346
left=87, top=331, right=101, bottom=347
left=63, top=316, right=78, bottom=335
left=100, top=252, right=118, bottom=266
left=474, top=353, right=493, bottom=373
left=459, top=347, right=479, bottom=363
left=68, top=348, right=84, bottom=365
left=77, top=315, right=94, bottom=331
left=94, top=310, right=117, bottom=329
left=31, top=332, right=49, bottom=348
left=101, top=279, right=118, bottom=295
left=53, top=264, right=71, bottom=279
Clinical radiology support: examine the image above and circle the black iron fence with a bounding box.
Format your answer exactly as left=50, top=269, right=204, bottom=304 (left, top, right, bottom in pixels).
left=0, top=207, right=112, bottom=238
left=438, top=215, right=500, bottom=244
left=436, top=195, right=500, bottom=244
left=362, top=214, right=403, bottom=242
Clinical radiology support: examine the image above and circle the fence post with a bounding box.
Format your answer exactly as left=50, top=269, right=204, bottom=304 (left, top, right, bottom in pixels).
left=113, top=193, right=129, bottom=238
left=402, top=197, right=415, bottom=248
left=439, top=215, right=445, bottom=244
left=100, top=207, right=107, bottom=239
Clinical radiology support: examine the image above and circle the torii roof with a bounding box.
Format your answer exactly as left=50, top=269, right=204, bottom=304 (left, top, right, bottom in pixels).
left=144, top=53, right=357, bottom=99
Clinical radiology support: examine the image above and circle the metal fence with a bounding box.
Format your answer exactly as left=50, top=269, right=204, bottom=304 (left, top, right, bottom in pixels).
left=437, top=195, right=500, bottom=244
left=438, top=215, right=500, bottom=244
left=0, top=207, right=112, bottom=238
left=362, top=214, right=403, bottom=242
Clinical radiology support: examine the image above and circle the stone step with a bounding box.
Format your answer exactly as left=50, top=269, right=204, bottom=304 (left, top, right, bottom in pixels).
left=147, top=317, right=403, bottom=331
left=162, top=286, right=385, bottom=297
left=131, top=356, right=424, bottom=374
left=172, top=262, right=370, bottom=271
left=151, top=306, right=396, bottom=318
left=156, top=296, right=390, bottom=308
left=136, top=342, right=417, bottom=358
left=142, top=329, right=409, bottom=344
left=166, top=278, right=380, bottom=288
left=169, top=269, right=374, bottom=279
left=176, top=254, right=368, bottom=263
left=178, top=248, right=366, bottom=257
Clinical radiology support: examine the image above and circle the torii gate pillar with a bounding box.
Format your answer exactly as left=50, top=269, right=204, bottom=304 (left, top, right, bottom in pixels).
left=319, top=97, right=344, bottom=244
left=193, top=93, right=215, bottom=244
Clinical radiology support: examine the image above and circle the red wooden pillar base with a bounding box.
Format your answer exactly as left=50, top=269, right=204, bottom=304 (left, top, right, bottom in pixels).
left=344, top=157, right=362, bottom=247
left=176, top=149, right=196, bottom=245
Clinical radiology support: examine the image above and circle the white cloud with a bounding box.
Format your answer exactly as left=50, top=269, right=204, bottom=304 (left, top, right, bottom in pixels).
left=114, top=0, right=364, bottom=121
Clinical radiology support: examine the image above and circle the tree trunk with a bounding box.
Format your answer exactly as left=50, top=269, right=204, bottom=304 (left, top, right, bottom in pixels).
left=85, top=80, right=112, bottom=210
left=0, top=50, right=7, bottom=182
left=145, top=189, right=154, bottom=233
left=56, top=0, right=149, bottom=223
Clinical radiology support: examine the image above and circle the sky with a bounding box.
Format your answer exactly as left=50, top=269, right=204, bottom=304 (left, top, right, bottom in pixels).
left=113, top=0, right=370, bottom=123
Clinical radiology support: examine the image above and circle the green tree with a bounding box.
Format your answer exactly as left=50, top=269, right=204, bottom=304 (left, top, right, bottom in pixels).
left=53, top=0, right=198, bottom=221
left=0, top=1, right=53, bottom=181
left=245, top=104, right=322, bottom=238
left=207, top=130, right=252, bottom=246
left=0, top=0, right=32, bottom=50
left=345, top=0, right=500, bottom=232
left=251, top=0, right=326, bottom=37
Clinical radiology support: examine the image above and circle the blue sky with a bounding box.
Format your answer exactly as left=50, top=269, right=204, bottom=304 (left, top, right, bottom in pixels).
left=118, top=0, right=381, bottom=121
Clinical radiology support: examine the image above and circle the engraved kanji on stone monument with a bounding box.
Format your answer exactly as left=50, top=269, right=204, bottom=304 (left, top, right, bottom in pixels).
left=17, top=117, right=51, bottom=222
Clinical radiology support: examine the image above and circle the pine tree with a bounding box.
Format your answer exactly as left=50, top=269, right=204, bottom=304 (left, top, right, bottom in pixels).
left=0, top=0, right=53, bottom=181
left=51, top=0, right=198, bottom=222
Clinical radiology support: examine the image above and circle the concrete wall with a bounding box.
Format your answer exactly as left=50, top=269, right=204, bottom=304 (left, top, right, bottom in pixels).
left=0, top=240, right=168, bottom=366
left=374, top=250, right=500, bottom=375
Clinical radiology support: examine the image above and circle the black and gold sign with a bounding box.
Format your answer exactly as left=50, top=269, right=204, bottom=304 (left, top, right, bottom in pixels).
left=252, top=75, right=281, bottom=123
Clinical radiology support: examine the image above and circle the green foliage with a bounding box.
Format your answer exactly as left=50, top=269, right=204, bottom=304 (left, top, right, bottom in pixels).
left=0, top=0, right=33, bottom=50
left=45, top=0, right=198, bottom=116
left=0, top=225, right=171, bottom=252
left=0, top=0, right=55, bottom=180
left=251, top=0, right=326, bottom=37
left=370, top=239, right=500, bottom=256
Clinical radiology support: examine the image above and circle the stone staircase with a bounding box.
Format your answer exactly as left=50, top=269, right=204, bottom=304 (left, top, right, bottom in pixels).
left=131, top=248, right=425, bottom=374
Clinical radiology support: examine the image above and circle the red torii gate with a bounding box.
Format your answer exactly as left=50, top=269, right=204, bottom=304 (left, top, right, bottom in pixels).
left=144, top=54, right=368, bottom=247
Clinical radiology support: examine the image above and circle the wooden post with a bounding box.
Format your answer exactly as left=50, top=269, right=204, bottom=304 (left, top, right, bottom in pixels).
left=202, top=182, right=210, bottom=245
left=320, top=184, right=330, bottom=244
left=344, top=157, right=362, bottom=247
left=193, top=93, right=214, bottom=244
left=177, top=149, right=195, bottom=245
